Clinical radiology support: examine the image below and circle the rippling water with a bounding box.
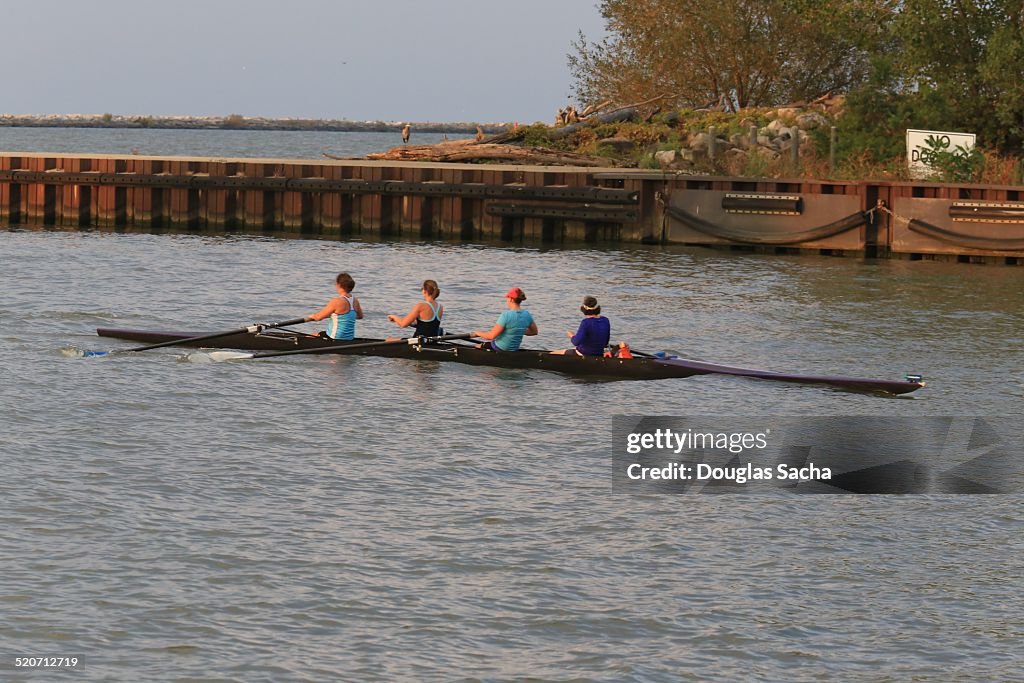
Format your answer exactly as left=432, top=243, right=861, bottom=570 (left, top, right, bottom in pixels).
left=2, top=222, right=1023, bottom=680
left=0, top=127, right=467, bottom=159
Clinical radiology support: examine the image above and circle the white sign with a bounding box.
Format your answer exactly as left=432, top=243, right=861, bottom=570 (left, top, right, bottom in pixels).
left=906, top=129, right=976, bottom=178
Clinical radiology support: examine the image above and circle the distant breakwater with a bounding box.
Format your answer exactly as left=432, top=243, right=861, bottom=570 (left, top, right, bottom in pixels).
left=0, top=114, right=507, bottom=134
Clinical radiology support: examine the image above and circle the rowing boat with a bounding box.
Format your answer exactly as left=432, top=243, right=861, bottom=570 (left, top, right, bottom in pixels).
left=95, top=326, right=925, bottom=395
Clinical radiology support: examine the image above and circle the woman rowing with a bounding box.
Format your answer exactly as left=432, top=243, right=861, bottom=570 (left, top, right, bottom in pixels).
left=471, top=287, right=538, bottom=351
left=305, top=272, right=364, bottom=340
left=387, top=279, right=444, bottom=338
left=551, top=295, right=610, bottom=356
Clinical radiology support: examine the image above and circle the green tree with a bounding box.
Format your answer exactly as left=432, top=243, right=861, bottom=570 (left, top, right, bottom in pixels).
left=569, top=0, right=893, bottom=110
left=835, top=56, right=953, bottom=163
left=895, top=0, right=1024, bottom=150
left=982, top=20, right=1024, bottom=148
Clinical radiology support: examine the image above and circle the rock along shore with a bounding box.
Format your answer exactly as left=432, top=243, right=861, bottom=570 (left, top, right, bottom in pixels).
left=0, top=114, right=506, bottom=134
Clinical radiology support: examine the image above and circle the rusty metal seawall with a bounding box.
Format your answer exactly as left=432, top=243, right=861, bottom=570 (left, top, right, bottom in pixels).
left=0, top=153, right=642, bottom=244
left=608, top=171, right=1024, bottom=265
left=2, top=152, right=1023, bottom=264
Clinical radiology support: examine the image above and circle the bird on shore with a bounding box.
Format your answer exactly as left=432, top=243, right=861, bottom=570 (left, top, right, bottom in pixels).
left=475, top=126, right=484, bottom=143
left=401, top=124, right=411, bottom=144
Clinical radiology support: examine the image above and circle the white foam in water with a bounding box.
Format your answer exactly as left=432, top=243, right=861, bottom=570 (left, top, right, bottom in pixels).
left=183, top=350, right=252, bottom=363
left=206, top=351, right=254, bottom=362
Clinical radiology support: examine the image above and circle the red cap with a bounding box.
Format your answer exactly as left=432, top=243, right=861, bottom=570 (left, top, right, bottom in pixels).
left=505, top=287, right=525, bottom=300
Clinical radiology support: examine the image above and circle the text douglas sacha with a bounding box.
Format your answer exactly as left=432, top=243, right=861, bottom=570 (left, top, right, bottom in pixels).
left=626, top=462, right=833, bottom=483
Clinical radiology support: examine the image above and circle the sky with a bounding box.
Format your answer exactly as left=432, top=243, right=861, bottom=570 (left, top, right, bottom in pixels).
left=4, top=0, right=607, bottom=124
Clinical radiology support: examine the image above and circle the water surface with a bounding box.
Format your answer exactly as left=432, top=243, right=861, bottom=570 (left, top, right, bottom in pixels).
left=1, top=187, right=1022, bottom=679
left=0, top=127, right=467, bottom=159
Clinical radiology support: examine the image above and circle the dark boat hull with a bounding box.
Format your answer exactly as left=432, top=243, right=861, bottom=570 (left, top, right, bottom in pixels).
left=96, top=327, right=700, bottom=380
left=94, top=327, right=925, bottom=394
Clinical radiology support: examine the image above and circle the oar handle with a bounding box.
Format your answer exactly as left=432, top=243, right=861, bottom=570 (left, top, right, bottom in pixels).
left=261, top=316, right=309, bottom=330
left=266, top=316, right=310, bottom=329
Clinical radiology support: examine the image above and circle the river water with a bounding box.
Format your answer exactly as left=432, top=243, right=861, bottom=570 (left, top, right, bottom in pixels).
left=1, top=129, right=1023, bottom=681
left=0, top=126, right=468, bottom=159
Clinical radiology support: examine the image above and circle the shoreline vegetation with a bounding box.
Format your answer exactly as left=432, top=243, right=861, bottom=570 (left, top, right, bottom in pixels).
left=365, top=98, right=1024, bottom=185
left=557, top=1, right=1024, bottom=185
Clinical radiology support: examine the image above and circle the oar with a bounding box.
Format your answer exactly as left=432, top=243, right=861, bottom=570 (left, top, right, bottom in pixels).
left=83, top=317, right=309, bottom=357
left=207, top=332, right=475, bottom=362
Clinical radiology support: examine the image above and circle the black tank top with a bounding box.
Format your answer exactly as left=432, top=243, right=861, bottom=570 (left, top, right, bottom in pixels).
left=413, top=300, right=442, bottom=337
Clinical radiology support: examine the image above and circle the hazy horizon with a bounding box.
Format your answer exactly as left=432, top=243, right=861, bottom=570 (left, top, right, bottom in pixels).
left=0, top=113, right=536, bottom=125
left=4, top=0, right=607, bottom=124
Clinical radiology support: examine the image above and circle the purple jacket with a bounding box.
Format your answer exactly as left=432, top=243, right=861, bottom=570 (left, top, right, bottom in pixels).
left=571, top=316, right=611, bottom=356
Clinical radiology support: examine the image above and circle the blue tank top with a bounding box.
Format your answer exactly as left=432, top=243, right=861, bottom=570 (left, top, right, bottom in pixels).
left=413, top=300, right=442, bottom=337
left=493, top=309, right=534, bottom=351
left=326, top=295, right=357, bottom=340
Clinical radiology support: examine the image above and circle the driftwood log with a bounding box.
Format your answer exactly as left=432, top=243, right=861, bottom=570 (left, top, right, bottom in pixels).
left=325, top=140, right=617, bottom=167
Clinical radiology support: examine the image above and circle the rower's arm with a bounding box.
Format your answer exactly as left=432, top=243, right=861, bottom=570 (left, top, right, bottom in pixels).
left=472, top=323, right=505, bottom=341
left=306, top=298, right=340, bottom=322
left=388, top=304, right=421, bottom=328
left=525, top=321, right=538, bottom=336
